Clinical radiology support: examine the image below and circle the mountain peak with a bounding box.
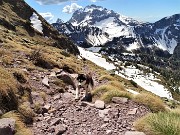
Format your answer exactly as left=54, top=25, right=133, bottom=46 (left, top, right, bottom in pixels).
left=56, top=18, right=64, bottom=24
left=69, top=4, right=140, bottom=27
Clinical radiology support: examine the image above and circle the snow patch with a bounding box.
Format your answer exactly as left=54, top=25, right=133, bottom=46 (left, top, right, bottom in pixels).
left=78, top=47, right=115, bottom=70
left=78, top=47, right=173, bottom=99
left=30, top=12, right=43, bottom=33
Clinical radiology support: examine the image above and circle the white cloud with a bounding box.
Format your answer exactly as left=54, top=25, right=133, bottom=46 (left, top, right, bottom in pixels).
left=90, top=0, right=97, bottom=2
left=40, top=12, right=54, bottom=23
left=62, top=3, right=83, bottom=14
left=35, top=0, right=102, bottom=5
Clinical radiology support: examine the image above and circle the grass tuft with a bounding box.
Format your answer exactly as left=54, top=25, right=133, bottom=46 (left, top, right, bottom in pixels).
left=99, top=75, right=114, bottom=81
left=133, top=93, right=166, bottom=112
left=101, top=89, right=132, bottom=103
left=134, top=109, right=180, bottom=135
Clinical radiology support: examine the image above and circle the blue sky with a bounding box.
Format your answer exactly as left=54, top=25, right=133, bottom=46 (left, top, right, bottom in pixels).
left=25, top=0, right=180, bottom=23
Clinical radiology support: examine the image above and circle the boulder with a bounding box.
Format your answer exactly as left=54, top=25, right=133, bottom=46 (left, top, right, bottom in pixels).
left=95, top=100, right=105, bottom=109
left=112, top=97, right=128, bottom=104
left=0, top=118, right=16, bottom=135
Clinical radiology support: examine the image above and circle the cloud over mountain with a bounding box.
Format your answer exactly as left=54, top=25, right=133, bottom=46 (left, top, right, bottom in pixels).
left=62, top=3, right=83, bottom=14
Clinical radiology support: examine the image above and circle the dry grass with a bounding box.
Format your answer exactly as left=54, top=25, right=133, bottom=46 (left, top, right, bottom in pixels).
left=1, top=111, right=32, bottom=135
left=0, top=67, right=17, bottom=96
left=133, top=93, right=166, bottom=112
left=13, top=69, right=28, bottom=83
left=101, top=89, right=132, bottom=103
left=134, top=109, right=180, bottom=135
left=92, top=80, right=131, bottom=103
left=107, top=81, right=126, bottom=91
left=18, top=103, right=35, bottom=124
left=99, top=75, right=115, bottom=81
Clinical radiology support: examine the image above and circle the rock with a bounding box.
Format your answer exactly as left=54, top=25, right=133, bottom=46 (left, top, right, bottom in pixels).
left=44, top=104, right=51, bottom=110
left=106, top=130, right=112, bottom=134
left=31, top=92, right=44, bottom=105
left=104, top=117, right=110, bottom=122
left=53, top=94, right=61, bottom=100
left=51, top=118, right=61, bottom=126
left=42, top=76, right=50, bottom=88
left=112, top=97, right=128, bottom=104
left=127, top=108, right=138, bottom=115
left=99, top=109, right=109, bottom=118
left=54, top=124, right=67, bottom=135
left=95, top=100, right=105, bottom=109
left=0, top=118, right=16, bottom=135
left=63, top=93, right=74, bottom=99
left=125, top=131, right=146, bottom=135
left=42, top=104, right=51, bottom=114
left=100, top=123, right=108, bottom=128
left=49, top=71, right=56, bottom=77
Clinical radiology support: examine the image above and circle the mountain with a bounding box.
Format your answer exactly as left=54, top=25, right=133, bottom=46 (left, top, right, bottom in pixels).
left=52, top=5, right=180, bottom=55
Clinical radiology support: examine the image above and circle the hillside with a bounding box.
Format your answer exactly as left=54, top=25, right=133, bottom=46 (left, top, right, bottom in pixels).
left=0, top=1, right=180, bottom=135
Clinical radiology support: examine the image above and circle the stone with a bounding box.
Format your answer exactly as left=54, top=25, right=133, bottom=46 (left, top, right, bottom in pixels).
left=0, top=118, right=16, bottom=135
left=31, top=92, right=44, bottom=105
left=100, top=123, right=108, bottom=128
left=94, top=100, right=105, bottom=109
left=106, top=130, right=112, bottom=134
left=42, top=104, right=51, bottom=114
left=54, top=124, right=67, bottom=135
left=112, top=97, right=128, bottom=104
left=104, top=117, right=110, bottom=122
left=127, top=108, right=138, bottom=115
left=125, top=131, right=146, bottom=135
left=44, top=104, right=51, bottom=110
left=99, top=109, right=109, bottom=118
left=42, top=76, right=50, bottom=88
left=53, top=94, right=61, bottom=100
left=51, top=118, right=61, bottom=126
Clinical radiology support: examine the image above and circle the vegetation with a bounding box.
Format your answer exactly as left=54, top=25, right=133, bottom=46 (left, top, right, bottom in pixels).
left=134, top=109, right=180, bottom=135
left=133, top=93, right=166, bottom=112
left=101, top=89, right=132, bottom=103
left=1, top=111, right=32, bottom=135
left=92, top=81, right=132, bottom=103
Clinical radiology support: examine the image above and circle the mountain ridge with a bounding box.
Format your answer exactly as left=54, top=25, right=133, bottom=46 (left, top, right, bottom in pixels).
left=52, top=4, right=180, bottom=55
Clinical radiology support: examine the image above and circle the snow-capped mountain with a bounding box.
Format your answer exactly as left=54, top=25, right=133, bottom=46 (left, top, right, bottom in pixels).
left=52, top=5, right=180, bottom=55
left=53, top=21, right=109, bottom=47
